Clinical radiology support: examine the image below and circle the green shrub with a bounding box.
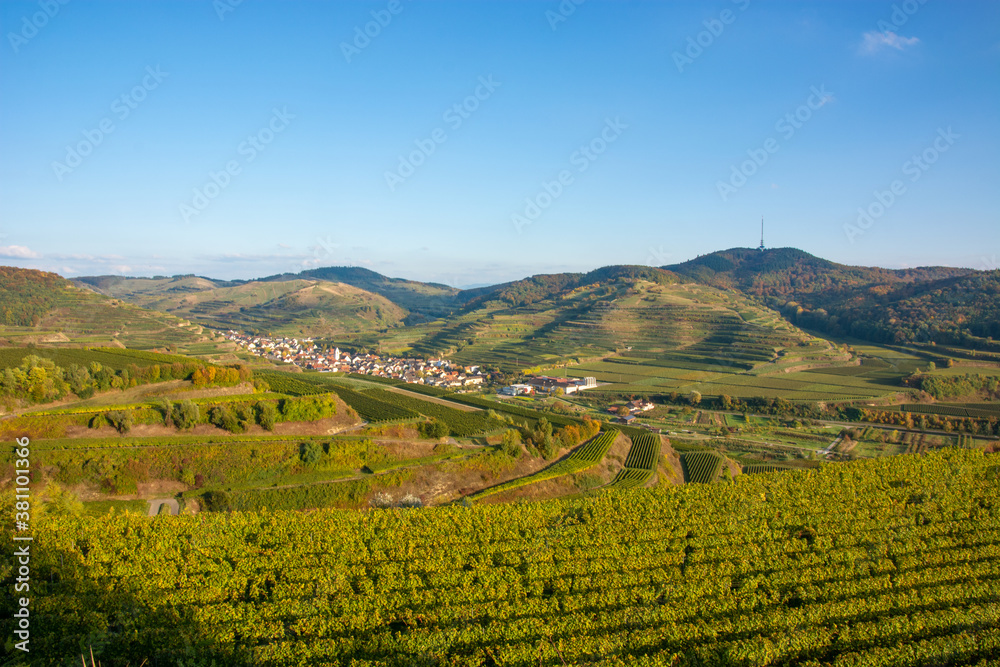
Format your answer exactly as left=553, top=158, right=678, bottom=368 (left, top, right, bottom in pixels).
left=105, top=410, right=133, bottom=435
left=201, top=490, right=232, bottom=512
left=300, top=441, right=323, bottom=465
left=419, top=419, right=450, bottom=439
left=172, top=400, right=200, bottom=430
left=256, top=401, right=277, bottom=431
left=209, top=406, right=244, bottom=434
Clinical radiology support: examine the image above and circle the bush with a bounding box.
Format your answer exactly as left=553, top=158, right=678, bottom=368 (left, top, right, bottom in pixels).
left=369, top=492, right=395, bottom=509
left=419, top=419, right=450, bottom=439
left=201, top=490, right=232, bottom=512
left=300, top=441, right=323, bottom=465
left=501, top=429, right=522, bottom=458
left=154, top=398, right=173, bottom=426
left=209, top=406, right=244, bottom=433
left=105, top=410, right=133, bottom=435
left=256, top=401, right=277, bottom=431
left=172, top=400, right=200, bottom=430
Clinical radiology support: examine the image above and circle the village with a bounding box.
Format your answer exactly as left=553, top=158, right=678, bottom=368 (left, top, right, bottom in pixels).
left=217, top=331, right=674, bottom=425
left=222, top=330, right=488, bottom=388
left=221, top=330, right=643, bottom=401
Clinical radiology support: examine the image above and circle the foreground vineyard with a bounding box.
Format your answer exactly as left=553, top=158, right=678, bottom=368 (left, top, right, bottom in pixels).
left=3, top=449, right=999, bottom=666
left=470, top=430, right=620, bottom=500
left=607, top=432, right=661, bottom=490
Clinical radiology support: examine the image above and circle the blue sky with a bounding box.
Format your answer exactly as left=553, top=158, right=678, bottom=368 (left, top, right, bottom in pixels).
left=1, top=0, right=997, bottom=286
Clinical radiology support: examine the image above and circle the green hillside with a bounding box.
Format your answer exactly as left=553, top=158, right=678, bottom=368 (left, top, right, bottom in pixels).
left=74, top=275, right=408, bottom=338
left=262, top=265, right=460, bottom=321
left=400, top=269, right=841, bottom=375
left=0, top=267, right=230, bottom=356
left=0, top=266, right=65, bottom=326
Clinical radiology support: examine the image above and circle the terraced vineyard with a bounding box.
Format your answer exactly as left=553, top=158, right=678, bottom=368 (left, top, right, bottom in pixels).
left=681, top=450, right=724, bottom=483
left=7, top=449, right=999, bottom=665
left=327, top=385, right=420, bottom=422
left=403, top=279, right=841, bottom=382
left=607, top=431, right=661, bottom=490
left=1, top=283, right=230, bottom=355
left=471, top=429, right=620, bottom=499
left=741, top=463, right=792, bottom=474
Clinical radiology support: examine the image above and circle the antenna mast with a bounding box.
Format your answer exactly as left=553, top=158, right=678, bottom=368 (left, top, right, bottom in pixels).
left=758, top=217, right=765, bottom=252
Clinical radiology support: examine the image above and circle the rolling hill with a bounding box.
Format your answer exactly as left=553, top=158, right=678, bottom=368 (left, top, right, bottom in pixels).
left=261, top=266, right=460, bottom=320
left=398, top=266, right=842, bottom=377
left=0, top=267, right=232, bottom=356
left=74, top=274, right=410, bottom=338
left=67, top=247, right=999, bottom=361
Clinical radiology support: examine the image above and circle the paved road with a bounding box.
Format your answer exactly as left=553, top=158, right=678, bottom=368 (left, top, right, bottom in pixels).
left=147, top=498, right=179, bottom=516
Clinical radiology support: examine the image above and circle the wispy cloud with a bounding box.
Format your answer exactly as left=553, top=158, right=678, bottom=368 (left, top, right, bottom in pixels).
left=860, top=30, right=920, bottom=55
left=0, top=245, right=41, bottom=259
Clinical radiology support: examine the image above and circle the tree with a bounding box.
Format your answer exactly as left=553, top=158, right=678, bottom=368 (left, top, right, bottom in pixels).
left=201, top=490, right=232, bottom=512
left=209, top=405, right=243, bottom=433
left=105, top=410, right=133, bottom=435
left=501, top=429, right=522, bottom=458
left=419, top=419, right=449, bottom=439
left=172, top=400, right=200, bottom=430
left=689, top=391, right=702, bottom=406
left=256, top=401, right=277, bottom=431
left=154, top=398, right=173, bottom=426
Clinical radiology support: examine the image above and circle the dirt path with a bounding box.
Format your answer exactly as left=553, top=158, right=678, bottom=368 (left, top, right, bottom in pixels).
left=375, top=385, right=481, bottom=411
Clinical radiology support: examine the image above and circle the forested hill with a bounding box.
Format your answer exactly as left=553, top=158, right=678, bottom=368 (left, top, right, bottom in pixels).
left=666, top=248, right=994, bottom=345
left=665, top=247, right=971, bottom=296
left=0, top=266, right=66, bottom=326
left=261, top=266, right=459, bottom=319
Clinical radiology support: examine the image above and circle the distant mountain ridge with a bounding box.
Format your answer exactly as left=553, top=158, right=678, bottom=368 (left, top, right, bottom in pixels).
left=51, top=246, right=1000, bottom=347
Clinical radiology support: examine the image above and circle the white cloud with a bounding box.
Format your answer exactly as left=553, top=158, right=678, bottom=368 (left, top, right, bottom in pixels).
left=860, top=30, right=920, bottom=54
left=0, top=245, right=41, bottom=259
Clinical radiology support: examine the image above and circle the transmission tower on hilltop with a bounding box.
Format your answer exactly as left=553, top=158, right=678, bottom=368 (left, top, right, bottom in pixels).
left=757, top=217, right=766, bottom=252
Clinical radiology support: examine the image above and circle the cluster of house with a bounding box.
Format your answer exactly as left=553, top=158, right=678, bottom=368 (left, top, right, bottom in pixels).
left=222, top=331, right=486, bottom=387
left=608, top=399, right=655, bottom=424
left=500, top=375, right=598, bottom=396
